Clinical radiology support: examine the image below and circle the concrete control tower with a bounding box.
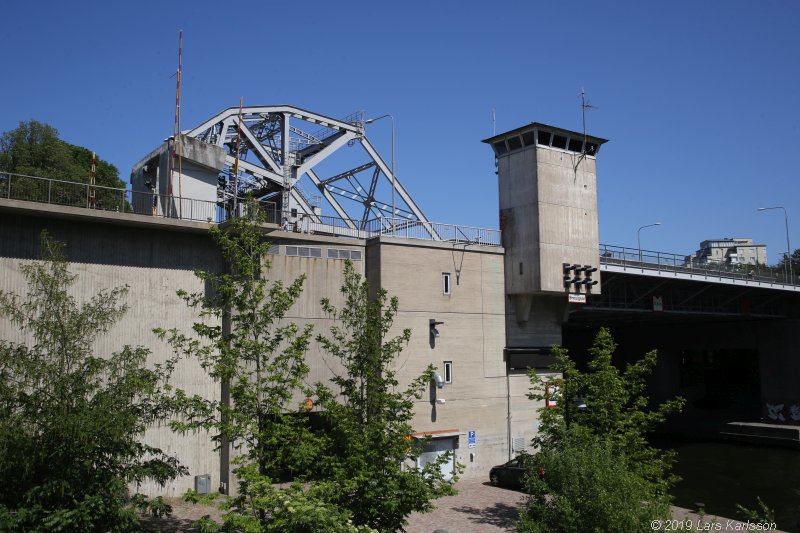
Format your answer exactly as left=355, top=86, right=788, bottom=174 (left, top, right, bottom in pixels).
left=484, top=123, right=607, bottom=364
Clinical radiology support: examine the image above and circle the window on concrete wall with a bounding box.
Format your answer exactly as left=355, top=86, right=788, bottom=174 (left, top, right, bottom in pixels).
left=442, top=272, right=451, bottom=295
left=443, top=361, right=453, bottom=384
left=285, top=246, right=322, bottom=258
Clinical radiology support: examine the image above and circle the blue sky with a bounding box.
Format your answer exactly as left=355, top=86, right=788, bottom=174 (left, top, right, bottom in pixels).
left=2, top=1, right=799, bottom=262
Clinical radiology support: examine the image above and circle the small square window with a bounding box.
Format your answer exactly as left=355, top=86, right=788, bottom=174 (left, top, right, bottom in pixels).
left=493, top=141, right=508, bottom=155
left=442, top=273, right=451, bottom=295
left=568, top=138, right=583, bottom=152
left=328, top=249, right=339, bottom=259
left=444, top=361, right=453, bottom=384
left=350, top=250, right=362, bottom=261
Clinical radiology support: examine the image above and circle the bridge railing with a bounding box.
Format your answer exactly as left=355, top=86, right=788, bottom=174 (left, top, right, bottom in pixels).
left=1, top=172, right=502, bottom=245
left=600, top=244, right=796, bottom=286
left=362, top=217, right=502, bottom=246
left=1, top=172, right=223, bottom=223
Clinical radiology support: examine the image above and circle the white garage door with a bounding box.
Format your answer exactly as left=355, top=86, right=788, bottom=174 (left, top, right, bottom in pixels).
left=417, top=438, right=455, bottom=480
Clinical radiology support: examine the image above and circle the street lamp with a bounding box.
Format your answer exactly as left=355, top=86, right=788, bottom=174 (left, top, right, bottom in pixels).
left=637, top=222, right=662, bottom=263
left=364, top=114, right=395, bottom=230
left=757, top=207, right=793, bottom=284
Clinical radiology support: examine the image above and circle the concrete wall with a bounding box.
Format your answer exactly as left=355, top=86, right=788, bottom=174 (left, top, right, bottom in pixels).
left=0, top=202, right=550, bottom=495
left=368, top=237, right=545, bottom=478
left=0, top=211, right=224, bottom=497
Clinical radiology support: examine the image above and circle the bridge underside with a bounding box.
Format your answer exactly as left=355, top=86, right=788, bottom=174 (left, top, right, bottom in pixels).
left=567, top=271, right=800, bottom=325
left=561, top=272, right=800, bottom=440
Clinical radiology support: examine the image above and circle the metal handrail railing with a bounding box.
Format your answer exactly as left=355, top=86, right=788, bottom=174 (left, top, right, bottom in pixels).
left=599, top=244, right=797, bottom=287
left=362, top=217, right=502, bottom=246
left=1, top=172, right=223, bottom=223
left=0, top=172, right=502, bottom=245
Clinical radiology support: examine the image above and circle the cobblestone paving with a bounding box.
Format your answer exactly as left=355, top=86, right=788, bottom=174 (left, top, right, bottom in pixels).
left=404, top=478, right=527, bottom=533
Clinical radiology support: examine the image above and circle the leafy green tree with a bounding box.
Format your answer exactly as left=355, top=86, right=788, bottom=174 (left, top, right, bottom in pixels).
left=158, top=200, right=345, bottom=530
left=519, top=328, right=684, bottom=530
left=0, top=119, right=123, bottom=186
left=306, top=261, right=459, bottom=532
left=0, top=231, right=185, bottom=532
left=518, top=430, right=671, bottom=533
left=0, top=120, right=125, bottom=209
left=774, top=248, right=800, bottom=277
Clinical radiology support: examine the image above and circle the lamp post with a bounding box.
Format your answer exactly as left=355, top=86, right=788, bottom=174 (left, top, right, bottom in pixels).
left=364, top=114, right=395, bottom=230
left=757, top=207, right=792, bottom=284
left=637, top=222, right=662, bottom=263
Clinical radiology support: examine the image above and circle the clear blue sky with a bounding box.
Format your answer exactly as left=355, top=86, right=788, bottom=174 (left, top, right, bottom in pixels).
left=3, top=1, right=799, bottom=262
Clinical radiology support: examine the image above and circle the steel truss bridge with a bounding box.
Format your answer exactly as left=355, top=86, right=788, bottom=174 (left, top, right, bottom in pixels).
left=186, top=105, right=436, bottom=238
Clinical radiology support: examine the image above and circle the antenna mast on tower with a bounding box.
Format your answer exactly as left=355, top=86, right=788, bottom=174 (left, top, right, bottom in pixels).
left=573, top=87, right=597, bottom=173
left=170, top=30, right=183, bottom=217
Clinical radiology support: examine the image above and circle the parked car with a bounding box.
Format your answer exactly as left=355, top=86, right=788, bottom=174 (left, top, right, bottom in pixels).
left=489, top=454, right=536, bottom=489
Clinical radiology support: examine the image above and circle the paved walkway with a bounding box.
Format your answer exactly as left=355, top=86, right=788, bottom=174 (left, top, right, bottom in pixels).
left=404, top=479, right=526, bottom=533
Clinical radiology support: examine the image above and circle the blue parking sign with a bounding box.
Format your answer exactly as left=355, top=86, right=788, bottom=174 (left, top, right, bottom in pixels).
left=468, top=430, right=476, bottom=448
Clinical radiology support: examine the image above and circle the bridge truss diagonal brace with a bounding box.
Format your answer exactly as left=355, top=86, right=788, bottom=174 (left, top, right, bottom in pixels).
left=234, top=117, right=283, bottom=174
left=306, top=169, right=357, bottom=229
left=359, top=137, right=441, bottom=240
left=224, top=157, right=283, bottom=184
left=296, top=131, right=357, bottom=177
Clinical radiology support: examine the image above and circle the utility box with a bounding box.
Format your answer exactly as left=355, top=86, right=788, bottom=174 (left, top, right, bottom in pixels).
left=194, top=474, right=211, bottom=495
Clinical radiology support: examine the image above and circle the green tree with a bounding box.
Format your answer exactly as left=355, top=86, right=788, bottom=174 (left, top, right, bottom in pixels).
left=519, top=328, right=684, bottom=531
left=518, top=431, right=671, bottom=533
left=158, top=200, right=344, bottom=530
left=307, top=261, right=459, bottom=532
left=0, top=120, right=125, bottom=209
left=774, top=248, right=800, bottom=277
left=0, top=120, right=123, bottom=186
left=0, top=231, right=185, bottom=532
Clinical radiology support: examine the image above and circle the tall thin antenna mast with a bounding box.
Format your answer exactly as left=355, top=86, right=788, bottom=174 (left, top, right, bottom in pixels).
left=573, top=87, right=597, bottom=173
left=232, top=97, right=243, bottom=216
left=171, top=30, right=183, bottom=217
left=492, top=108, right=496, bottom=135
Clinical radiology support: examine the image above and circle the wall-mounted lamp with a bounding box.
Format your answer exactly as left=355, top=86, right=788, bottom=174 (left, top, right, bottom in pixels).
left=430, top=319, right=444, bottom=338
left=434, top=374, right=445, bottom=389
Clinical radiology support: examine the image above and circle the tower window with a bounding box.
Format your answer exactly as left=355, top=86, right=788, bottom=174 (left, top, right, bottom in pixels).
left=568, top=138, right=583, bottom=152
left=493, top=141, right=508, bottom=155
left=507, top=136, right=523, bottom=151
left=551, top=134, right=567, bottom=149
left=521, top=131, right=536, bottom=146
left=537, top=130, right=552, bottom=146
left=442, top=273, right=451, bottom=295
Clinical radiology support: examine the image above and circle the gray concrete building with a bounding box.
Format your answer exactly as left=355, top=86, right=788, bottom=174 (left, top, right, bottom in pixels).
left=685, top=238, right=768, bottom=266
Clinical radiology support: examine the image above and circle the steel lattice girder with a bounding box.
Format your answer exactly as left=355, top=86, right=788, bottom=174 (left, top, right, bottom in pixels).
left=185, top=104, right=436, bottom=237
